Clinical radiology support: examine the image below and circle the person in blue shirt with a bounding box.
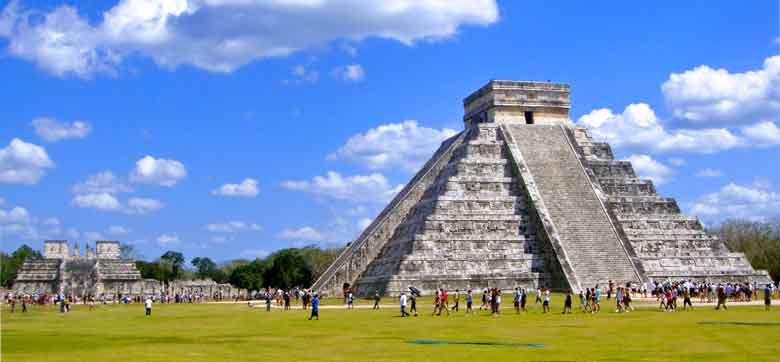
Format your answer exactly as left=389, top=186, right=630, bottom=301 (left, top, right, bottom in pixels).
left=309, top=293, right=319, bottom=320
left=765, top=284, right=772, bottom=311
left=465, top=290, right=474, bottom=315
left=594, top=286, right=602, bottom=313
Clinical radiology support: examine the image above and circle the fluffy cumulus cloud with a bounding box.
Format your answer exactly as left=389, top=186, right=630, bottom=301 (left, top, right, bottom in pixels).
left=329, top=120, right=458, bottom=171
left=576, top=104, right=743, bottom=154
left=278, top=226, right=324, bottom=241
left=662, top=56, right=780, bottom=126
left=282, top=171, right=403, bottom=203
left=206, top=221, right=261, bottom=233
left=741, top=121, right=780, bottom=146
left=31, top=117, right=92, bottom=142
left=624, top=154, right=674, bottom=185
left=211, top=178, right=259, bottom=197
left=0, top=0, right=498, bottom=77
left=689, top=181, right=780, bottom=221
left=0, top=204, right=68, bottom=241
left=71, top=171, right=163, bottom=214
left=71, top=192, right=122, bottom=210
left=0, top=138, right=54, bottom=184
left=129, top=155, right=186, bottom=186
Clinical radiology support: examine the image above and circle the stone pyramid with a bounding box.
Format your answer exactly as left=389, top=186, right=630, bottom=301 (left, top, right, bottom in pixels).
left=312, top=80, right=771, bottom=296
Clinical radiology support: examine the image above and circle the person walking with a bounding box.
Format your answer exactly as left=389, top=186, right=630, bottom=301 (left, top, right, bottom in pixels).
left=520, top=288, right=528, bottom=312
left=562, top=290, right=572, bottom=314
left=764, top=284, right=772, bottom=311
left=144, top=296, right=152, bottom=317
left=400, top=293, right=410, bottom=317
left=346, top=290, right=354, bottom=310
left=465, top=290, right=474, bottom=315
left=308, top=293, right=320, bottom=320
left=410, top=294, right=418, bottom=316
left=10, top=297, right=15, bottom=313
left=578, top=289, right=586, bottom=312
left=535, top=288, right=543, bottom=305
left=21, top=297, right=27, bottom=313
left=373, top=290, right=381, bottom=310
left=682, top=287, right=693, bottom=311
left=514, top=288, right=521, bottom=314
left=451, top=289, right=460, bottom=312
left=716, top=286, right=728, bottom=310
left=265, top=292, right=272, bottom=312
left=432, top=290, right=440, bottom=316
left=542, top=289, right=551, bottom=313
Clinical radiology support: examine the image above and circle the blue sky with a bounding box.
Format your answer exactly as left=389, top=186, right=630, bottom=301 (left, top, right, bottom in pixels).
left=1, top=0, right=779, bottom=262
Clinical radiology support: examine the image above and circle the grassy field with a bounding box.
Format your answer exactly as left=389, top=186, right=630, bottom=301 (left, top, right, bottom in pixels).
left=2, top=297, right=779, bottom=362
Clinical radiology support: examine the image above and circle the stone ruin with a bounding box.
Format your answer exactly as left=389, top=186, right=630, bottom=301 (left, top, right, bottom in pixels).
left=312, top=80, right=772, bottom=297
left=12, top=240, right=146, bottom=297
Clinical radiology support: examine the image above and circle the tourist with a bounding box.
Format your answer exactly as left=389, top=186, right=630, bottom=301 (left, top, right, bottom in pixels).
left=373, top=290, right=381, bottom=310
left=514, top=287, right=521, bottom=314
left=615, top=287, right=624, bottom=313
left=21, top=297, right=27, bottom=313
left=624, top=289, right=633, bottom=312
left=432, top=290, right=440, bottom=316
left=578, top=289, right=586, bottom=312
left=480, top=289, right=487, bottom=310
left=593, top=286, right=601, bottom=313
left=265, top=293, right=271, bottom=312
left=439, top=289, right=450, bottom=316
left=608, top=280, right=614, bottom=300
left=562, top=290, right=572, bottom=314
left=451, top=289, right=460, bottom=312
left=465, top=289, right=473, bottom=315
left=542, top=288, right=550, bottom=313
left=716, top=286, right=728, bottom=310
left=10, top=297, right=15, bottom=313
left=410, top=293, right=418, bottom=316
left=682, top=287, right=693, bottom=311
left=346, top=290, right=354, bottom=310
left=88, top=296, right=96, bottom=311
left=400, top=293, right=410, bottom=317
left=284, top=291, right=291, bottom=310
left=520, top=288, right=528, bottom=312
left=144, top=296, right=152, bottom=316
left=535, top=288, right=543, bottom=305
left=764, top=284, right=772, bottom=311
left=494, top=289, right=501, bottom=315
left=309, top=293, right=319, bottom=320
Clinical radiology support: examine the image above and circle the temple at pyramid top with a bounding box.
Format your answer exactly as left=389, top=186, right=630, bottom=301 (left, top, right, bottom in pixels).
left=463, top=80, right=571, bottom=127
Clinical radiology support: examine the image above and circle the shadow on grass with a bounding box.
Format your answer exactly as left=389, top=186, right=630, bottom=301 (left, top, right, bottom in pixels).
left=406, top=340, right=544, bottom=348
left=699, top=322, right=780, bottom=326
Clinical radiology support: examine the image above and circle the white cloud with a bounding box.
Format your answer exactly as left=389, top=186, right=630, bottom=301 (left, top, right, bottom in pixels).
left=329, top=120, right=458, bottom=171
left=156, top=233, right=179, bottom=245
left=282, top=171, right=403, bottom=203
left=240, top=249, right=269, bottom=259
left=31, top=117, right=92, bottom=142
left=688, top=181, right=780, bottom=221
left=125, top=197, right=164, bottom=214
left=624, top=154, right=673, bottom=185
left=696, top=168, right=723, bottom=178
left=278, top=226, right=324, bottom=241
left=662, top=56, right=780, bottom=126
left=0, top=204, right=66, bottom=241
left=0, top=206, right=30, bottom=224
left=43, top=217, right=60, bottom=226
left=0, top=0, right=498, bottom=77
left=577, top=103, right=743, bottom=154
left=211, top=178, right=259, bottom=197
left=71, top=192, right=122, bottom=211
left=72, top=171, right=133, bottom=194
left=0, top=138, right=55, bottom=184
left=741, top=121, right=780, bottom=146
left=206, top=221, right=261, bottom=233
left=332, top=64, right=365, bottom=82
left=129, top=155, right=186, bottom=187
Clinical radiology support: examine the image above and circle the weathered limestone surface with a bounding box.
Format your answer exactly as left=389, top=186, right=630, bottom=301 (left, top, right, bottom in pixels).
left=570, top=127, right=772, bottom=283
left=12, top=240, right=144, bottom=296
left=503, top=124, right=641, bottom=289
left=313, top=80, right=771, bottom=296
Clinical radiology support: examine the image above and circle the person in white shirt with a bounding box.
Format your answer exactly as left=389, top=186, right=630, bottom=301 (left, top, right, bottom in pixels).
left=144, top=297, right=153, bottom=316
left=400, top=293, right=410, bottom=317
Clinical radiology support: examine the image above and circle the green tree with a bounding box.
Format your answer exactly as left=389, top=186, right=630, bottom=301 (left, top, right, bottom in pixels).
left=229, top=259, right=267, bottom=292
left=715, top=219, right=780, bottom=281
left=191, top=257, right=217, bottom=279
left=0, top=245, right=42, bottom=288
left=262, top=249, right=313, bottom=289
left=298, top=245, right=342, bottom=280
left=160, top=251, right=185, bottom=279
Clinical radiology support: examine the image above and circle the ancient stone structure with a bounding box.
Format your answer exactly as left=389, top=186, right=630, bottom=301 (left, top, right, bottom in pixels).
left=313, top=80, right=771, bottom=297
left=12, top=240, right=144, bottom=297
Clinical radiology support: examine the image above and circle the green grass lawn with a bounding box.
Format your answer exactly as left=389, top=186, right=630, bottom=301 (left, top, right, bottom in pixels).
left=2, top=298, right=779, bottom=362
